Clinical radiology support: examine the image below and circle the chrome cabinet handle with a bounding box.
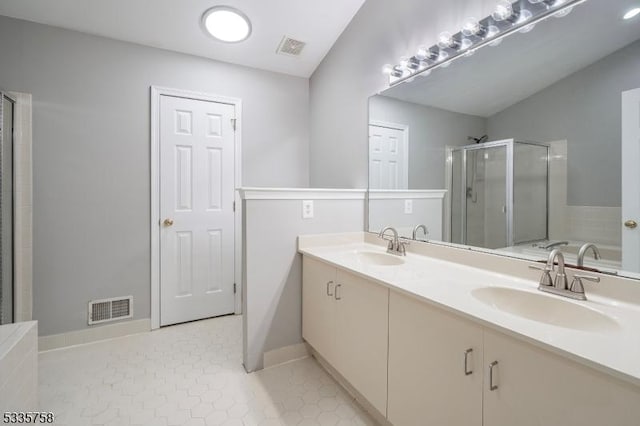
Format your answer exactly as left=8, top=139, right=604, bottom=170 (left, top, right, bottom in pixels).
left=489, top=361, right=499, bottom=391
left=334, top=284, right=342, bottom=300
left=463, top=348, right=473, bottom=376
left=326, top=281, right=334, bottom=297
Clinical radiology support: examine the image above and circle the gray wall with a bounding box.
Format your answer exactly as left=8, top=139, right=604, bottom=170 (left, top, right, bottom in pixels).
left=243, top=196, right=364, bottom=372
left=370, top=95, right=486, bottom=189
left=0, top=16, right=310, bottom=336
left=309, top=0, right=497, bottom=188
left=488, top=39, right=640, bottom=207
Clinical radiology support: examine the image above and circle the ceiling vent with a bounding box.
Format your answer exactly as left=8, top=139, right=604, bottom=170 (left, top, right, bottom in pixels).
left=277, top=36, right=306, bottom=57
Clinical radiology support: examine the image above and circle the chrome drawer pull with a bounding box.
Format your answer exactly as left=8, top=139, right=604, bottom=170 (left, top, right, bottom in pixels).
left=326, top=280, right=334, bottom=297
left=335, top=284, right=342, bottom=300
left=489, top=360, right=499, bottom=391
left=464, top=348, right=473, bottom=376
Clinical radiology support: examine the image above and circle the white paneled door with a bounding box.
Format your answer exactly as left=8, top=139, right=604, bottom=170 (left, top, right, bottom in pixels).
left=622, top=88, right=640, bottom=273
left=368, top=123, right=408, bottom=189
left=159, top=95, right=236, bottom=326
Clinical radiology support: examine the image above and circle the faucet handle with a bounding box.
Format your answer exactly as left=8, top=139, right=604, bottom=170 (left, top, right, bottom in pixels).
left=529, top=264, right=553, bottom=287
left=569, top=274, right=600, bottom=297
left=398, top=240, right=410, bottom=256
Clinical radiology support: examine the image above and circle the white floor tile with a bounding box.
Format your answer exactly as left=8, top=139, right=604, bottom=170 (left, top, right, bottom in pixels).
left=39, top=315, right=376, bottom=425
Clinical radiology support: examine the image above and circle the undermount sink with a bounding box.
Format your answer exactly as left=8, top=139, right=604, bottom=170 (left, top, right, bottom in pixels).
left=472, top=287, right=619, bottom=332
left=350, top=251, right=405, bottom=266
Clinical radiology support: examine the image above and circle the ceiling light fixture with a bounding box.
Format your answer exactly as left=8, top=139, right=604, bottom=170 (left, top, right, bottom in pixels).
left=623, top=7, right=640, bottom=20
left=202, top=6, right=252, bottom=43
left=382, top=0, right=587, bottom=86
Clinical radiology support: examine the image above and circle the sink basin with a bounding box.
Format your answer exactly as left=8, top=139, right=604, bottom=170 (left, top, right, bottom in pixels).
left=350, top=251, right=405, bottom=266
left=471, top=287, right=619, bottom=332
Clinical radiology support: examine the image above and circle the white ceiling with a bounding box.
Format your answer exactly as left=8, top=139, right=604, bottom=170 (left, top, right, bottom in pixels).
left=0, top=0, right=366, bottom=78
left=381, top=0, right=640, bottom=117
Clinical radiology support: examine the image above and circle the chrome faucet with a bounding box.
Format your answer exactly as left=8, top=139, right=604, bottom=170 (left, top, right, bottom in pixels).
left=577, top=243, right=601, bottom=267
left=548, top=249, right=569, bottom=291
left=529, top=249, right=599, bottom=300
left=541, top=240, right=569, bottom=250
left=378, top=226, right=408, bottom=256
left=412, top=224, right=428, bottom=240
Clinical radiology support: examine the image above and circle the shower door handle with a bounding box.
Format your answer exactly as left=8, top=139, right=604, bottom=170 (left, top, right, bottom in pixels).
left=502, top=206, right=507, bottom=214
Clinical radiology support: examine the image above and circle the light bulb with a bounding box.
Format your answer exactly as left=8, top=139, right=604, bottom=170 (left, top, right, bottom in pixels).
left=438, top=31, right=460, bottom=49
left=624, top=7, right=640, bottom=19
left=416, top=45, right=429, bottom=60
left=382, top=64, right=394, bottom=75
left=462, top=17, right=485, bottom=37
left=460, top=38, right=473, bottom=50
left=399, top=56, right=410, bottom=69
left=492, top=1, right=514, bottom=21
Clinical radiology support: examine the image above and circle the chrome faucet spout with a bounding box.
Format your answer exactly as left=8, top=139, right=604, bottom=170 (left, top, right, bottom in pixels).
left=378, top=226, right=398, bottom=243
left=547, top=249, right=568, bottom=290
left=542, top=241, right=569, bottom=250
left=412, top=224, right=428, bottom=240
left=577, top=243, right=601, bottom=267
left=378, top=226, right=407, bottom=256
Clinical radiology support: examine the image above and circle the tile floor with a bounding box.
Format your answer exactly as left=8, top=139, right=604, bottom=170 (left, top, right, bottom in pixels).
left=39, top=315, right=377, bottom=426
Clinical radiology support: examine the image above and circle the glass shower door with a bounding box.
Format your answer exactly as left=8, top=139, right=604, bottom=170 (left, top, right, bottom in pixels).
left=464, top=144, right=509, bottom=249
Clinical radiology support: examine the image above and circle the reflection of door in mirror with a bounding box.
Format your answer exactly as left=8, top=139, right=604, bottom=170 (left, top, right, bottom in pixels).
left=622, top=88, right=640, bottom=272
left=368, top=121, right=408, bottom=190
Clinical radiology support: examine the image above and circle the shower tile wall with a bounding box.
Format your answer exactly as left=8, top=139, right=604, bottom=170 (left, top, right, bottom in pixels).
left=548, top=140, right=621, bottom=247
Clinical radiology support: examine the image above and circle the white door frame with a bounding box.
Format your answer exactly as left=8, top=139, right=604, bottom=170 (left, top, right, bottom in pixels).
left=368, top=120, right=410, bottom=189
left=150, top=86, right=242, bottom=330
left=622, top=88, right=640, bottom=273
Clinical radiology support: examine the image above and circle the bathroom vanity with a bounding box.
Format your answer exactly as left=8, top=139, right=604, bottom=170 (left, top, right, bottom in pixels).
left=299, top=232, right=640, bottom=426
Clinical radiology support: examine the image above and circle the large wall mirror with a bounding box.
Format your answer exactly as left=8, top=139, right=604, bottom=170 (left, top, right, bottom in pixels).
left=368, top=0, right=640, bottom=279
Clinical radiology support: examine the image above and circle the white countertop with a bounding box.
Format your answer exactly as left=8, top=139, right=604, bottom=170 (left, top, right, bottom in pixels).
left=298, top=233, right=640, bottom=387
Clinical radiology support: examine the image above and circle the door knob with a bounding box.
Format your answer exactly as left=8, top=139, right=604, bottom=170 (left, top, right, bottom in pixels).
left=163, top=218, right=174, bottom=226
left=624, top=220, right=637, bottom=229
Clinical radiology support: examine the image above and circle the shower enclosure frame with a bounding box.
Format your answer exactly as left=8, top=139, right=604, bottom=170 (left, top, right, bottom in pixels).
left=446, top=138, right=550, bottom=248
left=0, top=91, right=15, bottom=325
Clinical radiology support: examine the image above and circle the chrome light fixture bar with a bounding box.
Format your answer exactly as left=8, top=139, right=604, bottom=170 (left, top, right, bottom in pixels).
left=383, top=0, right=588, bottom=86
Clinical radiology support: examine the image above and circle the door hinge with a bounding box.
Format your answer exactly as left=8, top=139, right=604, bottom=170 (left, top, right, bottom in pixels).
left=231, top=118, right=237, bottom=131
left=233, top=283, right=237, bottom=294
left=233, top=201, right=236, bottom=212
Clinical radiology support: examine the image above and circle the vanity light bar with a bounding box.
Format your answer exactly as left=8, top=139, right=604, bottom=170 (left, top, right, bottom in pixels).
left=383, top=0, right=588, bottom=86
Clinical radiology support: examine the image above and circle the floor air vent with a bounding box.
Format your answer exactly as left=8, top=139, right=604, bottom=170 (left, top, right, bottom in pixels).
left=88, top=296, right=133, bottom=325
left=276, top=36, right=306, bottom=56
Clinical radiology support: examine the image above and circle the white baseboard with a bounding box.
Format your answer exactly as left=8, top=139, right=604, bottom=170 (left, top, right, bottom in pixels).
left=262, top=342, right=309, bottom=369
left=38, top=319, right=151, bottom=352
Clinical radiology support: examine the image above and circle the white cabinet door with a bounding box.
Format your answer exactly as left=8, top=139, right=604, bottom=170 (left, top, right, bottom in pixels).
left=387, top=291, right=483, bottom=426
left=159, top=95, right=236, bottom=326
left=302, top=257, right=337, bottom=364
left=484, top=329, right=640, bottom=426
left=334, top=269, right=389, bottom=417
